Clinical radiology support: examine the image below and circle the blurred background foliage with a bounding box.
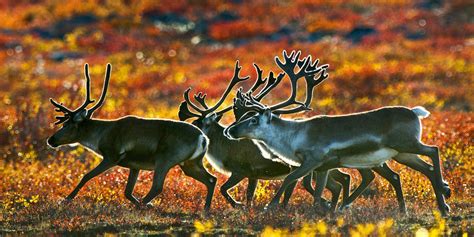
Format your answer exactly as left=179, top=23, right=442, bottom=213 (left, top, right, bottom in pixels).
left=0, top=0, right=472, bottom=235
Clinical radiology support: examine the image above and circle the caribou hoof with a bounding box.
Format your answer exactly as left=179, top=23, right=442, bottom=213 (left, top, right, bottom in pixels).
left=59, top=197, right=73, bottom=206
left=203, top=206, right=212, bottom=215
left=321, top=199, right=331, bottom=209
left=137, top=202, right=154, bottom=210
left=338, top=203, right=351, bottom=211
left=319, top=201, right=331, bottom=212
left=439, top=203, right=451, bottom=217
left=444, top=203, right=451, bottom=213
left=399, top=208, right=408, bottom=216
left=443, top=185, right=451, bottom=199
left=264, top=202, right=280, bottom=211
left=312, top=203, right=329, bottom=216
left=231, top=201, right=245, bottom=209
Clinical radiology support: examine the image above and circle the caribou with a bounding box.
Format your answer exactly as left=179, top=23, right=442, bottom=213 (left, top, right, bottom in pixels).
left=179, top=61, right=351, bottom=210
left=47, top=63, right=216, bottom=210
left=232, top=51, right=412, bottom=213
left=225, top=50, right=451, bottom=215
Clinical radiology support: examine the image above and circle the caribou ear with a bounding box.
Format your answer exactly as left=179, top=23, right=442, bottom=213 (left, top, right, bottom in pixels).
left=73, top=110, right=87, bottom=122
left=263, top=109, right=272, bottom=123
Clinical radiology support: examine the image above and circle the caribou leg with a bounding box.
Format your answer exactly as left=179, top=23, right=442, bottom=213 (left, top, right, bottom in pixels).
left=340, top=169, right=375, bottom=210
left=141, top=160, right=174, bottom=206
left=303, top=171, right=341, bottom=209
left=266, top=158, right=325, bottom=209
left=313, top=171, right=330, bottom=211
left=393, top=154, right=450, bottom=197
left=325, top=175, right=342, bottom=212
left=180, top=154, right=217, bottom=211
left=390, top=140, right=449, bottom=216
left=372, top=164, right=406, bottom=214
left=65, top=159, right=115, bottom=201
left=125, top=168, right=141, bottom=207
left=393, top=152, right=450, bottom=216
left=246, top=178, right=258, bottom=207
left=329, top=169, right=351, bottom=208
left=302, top=172, right=315, bottom=194
left=281, top=180, right=298, bottom=207
left=220, top=174, right=245, bottom=208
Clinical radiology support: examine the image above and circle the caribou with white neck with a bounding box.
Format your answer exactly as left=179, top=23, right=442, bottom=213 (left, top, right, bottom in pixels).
left=225, top=50, right=451, bottom=216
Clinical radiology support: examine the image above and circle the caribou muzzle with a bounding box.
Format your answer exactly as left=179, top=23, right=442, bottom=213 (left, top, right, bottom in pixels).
left=47, top=136, right=60, bottom=148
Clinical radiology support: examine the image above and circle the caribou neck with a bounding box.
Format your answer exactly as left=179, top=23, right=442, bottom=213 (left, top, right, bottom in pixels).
left=206, top=122, right=231, bottom=148
left=261, top=116, right=302, bottom=145
left=78, top=119, right=112, bottom=154
left=259, top=116, right=304, bottom=149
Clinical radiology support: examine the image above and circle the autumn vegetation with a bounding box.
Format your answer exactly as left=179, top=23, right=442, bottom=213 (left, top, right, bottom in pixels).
left=0, top=0, right=472, bottom=235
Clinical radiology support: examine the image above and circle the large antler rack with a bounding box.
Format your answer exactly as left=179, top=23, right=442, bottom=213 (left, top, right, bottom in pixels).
left=50, top=63, right=112, bottom=125
left=235, top=50, right=329, bottom=117
left=217, top=63, right=284, bottom=118
left=179, top=60, right=284, bottom=122
left=179, top=61, right=250, bottom=121
left=267, top=50, right=323, bottom=112
left=273, top=57, right=329, bottom=115
left=231, top=64, right=286, bottom=120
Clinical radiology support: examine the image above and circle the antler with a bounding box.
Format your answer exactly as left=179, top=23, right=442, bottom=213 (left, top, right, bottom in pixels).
left=230, top=62, right=285, bottom=120
left=50, top=99, right=73, bottom=114
left=254, top=71, right=285, bottom=101
left=178, top=101, right=201, bottom=121
left=211, top=62, right=275, bottom=117
left=243, top=91, right=266, bottom=111
left=274, top=70, right=328, bottom=114
left=234, top=50, right=329, bottom=118
left=205, top=61, right=250, bottom=112
left=274, top=60, right=329, bottom=115
left=73, top=63, right=96, bottom=113
left=49, top=63, right=112, bottom=125
left=53, top=115, right=69, bottom=125
left=232, top=88, right=265, bottom=120
left=184, top=88, right=206, bottom=114
left=248, top=64, right=267, bottom=94
left=183, top=60, right=250, bottom=117
left=303, top=64, right=329, bottom=105
left=194, top=92, right=209, bottom=109
left=214, top=63, right=281, bottom=116
left=50, top=98, right=74, bottom=124
left=86, top=63, right=111, bottom=117
left=267, top=50, right=322, bottom=112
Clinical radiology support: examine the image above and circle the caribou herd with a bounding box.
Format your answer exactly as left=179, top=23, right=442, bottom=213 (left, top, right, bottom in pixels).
left=47, top=50, right=451, bottom=216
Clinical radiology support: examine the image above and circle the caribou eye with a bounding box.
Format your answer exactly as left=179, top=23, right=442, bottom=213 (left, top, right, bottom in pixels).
left=250, top=117, right=258, bottom=125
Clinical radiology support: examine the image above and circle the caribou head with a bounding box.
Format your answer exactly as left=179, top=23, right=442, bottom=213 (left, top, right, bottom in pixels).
left=178, top=61, right=254, bottom=134
left=225, top=50, right=328, bottom=140
left=47, top=64, right=111, bottom=147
